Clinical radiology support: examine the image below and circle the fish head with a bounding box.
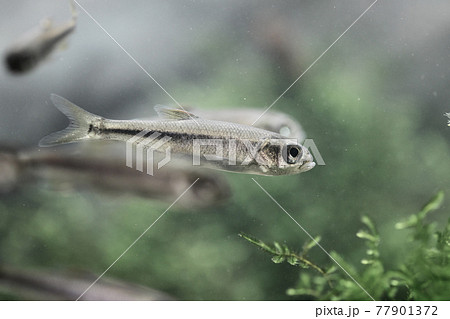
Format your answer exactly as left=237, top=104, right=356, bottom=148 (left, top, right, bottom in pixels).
left=5, top=49, right=38, bottom=73
left=258, top=138, right=315, bottom=175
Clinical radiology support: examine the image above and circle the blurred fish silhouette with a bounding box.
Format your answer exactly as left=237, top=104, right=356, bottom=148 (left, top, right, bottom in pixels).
left=0, top=266, right=174, bottom=301
left=142, top=107, right=306, bottom=140
left=187, top=107, right=306, bottom=141
left=0, top=149, right=19, bottom=194
left=4, top=0, right=77, bottom=74
left=0, top=145, right=231, bottom=209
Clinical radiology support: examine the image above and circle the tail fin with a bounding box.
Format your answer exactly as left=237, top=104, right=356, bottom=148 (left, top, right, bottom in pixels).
left=39, top=94, right=100, bottom=147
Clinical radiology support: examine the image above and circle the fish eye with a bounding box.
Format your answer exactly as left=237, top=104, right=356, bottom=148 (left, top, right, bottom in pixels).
left=283, top=145, right=302, bottom=164
left=289, top=146, right=299, bottom=158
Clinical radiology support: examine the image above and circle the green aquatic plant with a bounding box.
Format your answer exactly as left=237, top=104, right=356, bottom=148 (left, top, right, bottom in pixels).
left=393, top=190, right=449, bottom=300
left=238, top=233, right=326, bottom=275
left=240, top=191, right=449, bottom=300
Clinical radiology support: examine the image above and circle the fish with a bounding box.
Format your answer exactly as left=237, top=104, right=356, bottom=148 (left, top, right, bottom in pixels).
left=3, top=1, right=77, bottom=74
left=0, top=149, right=19, bottom=194
left=0, top=266, right=174, bottom=301
left=0, top=145, right=231, bottom=209
left=144, top=107, right=306, bottom=140
left=39, top=95, right=316, bottom=176
left=445, top=112, right=450, bottom=126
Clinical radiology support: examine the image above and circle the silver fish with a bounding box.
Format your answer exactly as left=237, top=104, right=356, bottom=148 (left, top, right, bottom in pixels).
left=4, top=1, right=77, bottom=74
left=0, top=266, right=174, bottom=301
left=445, top=112, right=450, bottom=126
left=39, top=95, right=316, bottom=176
left=0, top=146, right=231, bottom=208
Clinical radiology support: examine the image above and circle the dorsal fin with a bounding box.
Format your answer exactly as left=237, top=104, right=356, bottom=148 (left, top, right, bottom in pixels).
left=154, top=104, right=199, bottom=120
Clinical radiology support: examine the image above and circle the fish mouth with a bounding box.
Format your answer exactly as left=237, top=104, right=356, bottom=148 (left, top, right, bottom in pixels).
left=299, top=151, right=315, bottom=172
left=300, top=161, right=316, bottom=172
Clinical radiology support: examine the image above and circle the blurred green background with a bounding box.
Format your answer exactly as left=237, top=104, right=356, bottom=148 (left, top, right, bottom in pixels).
left=0, top=0, right=449, bottom=300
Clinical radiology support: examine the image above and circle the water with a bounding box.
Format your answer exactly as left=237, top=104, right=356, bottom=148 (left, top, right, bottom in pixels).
left=0, top=0, right=449, bottom=300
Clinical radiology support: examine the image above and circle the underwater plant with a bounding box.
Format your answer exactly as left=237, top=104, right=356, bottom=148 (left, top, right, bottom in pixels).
left=240, top=191, right=449, bottom=300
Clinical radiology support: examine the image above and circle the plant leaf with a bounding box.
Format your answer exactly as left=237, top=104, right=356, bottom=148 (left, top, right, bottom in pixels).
left=272, top=255, right=285, bottom=263
left=303, top=236, right=322, bottom=253
left=274, top=242, right=283, bottom=254
left=287, top=256, right=299, bottom=266
left=418, top=190, right=444, bottom=219
left=361, top=216, right=377, bottom=235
